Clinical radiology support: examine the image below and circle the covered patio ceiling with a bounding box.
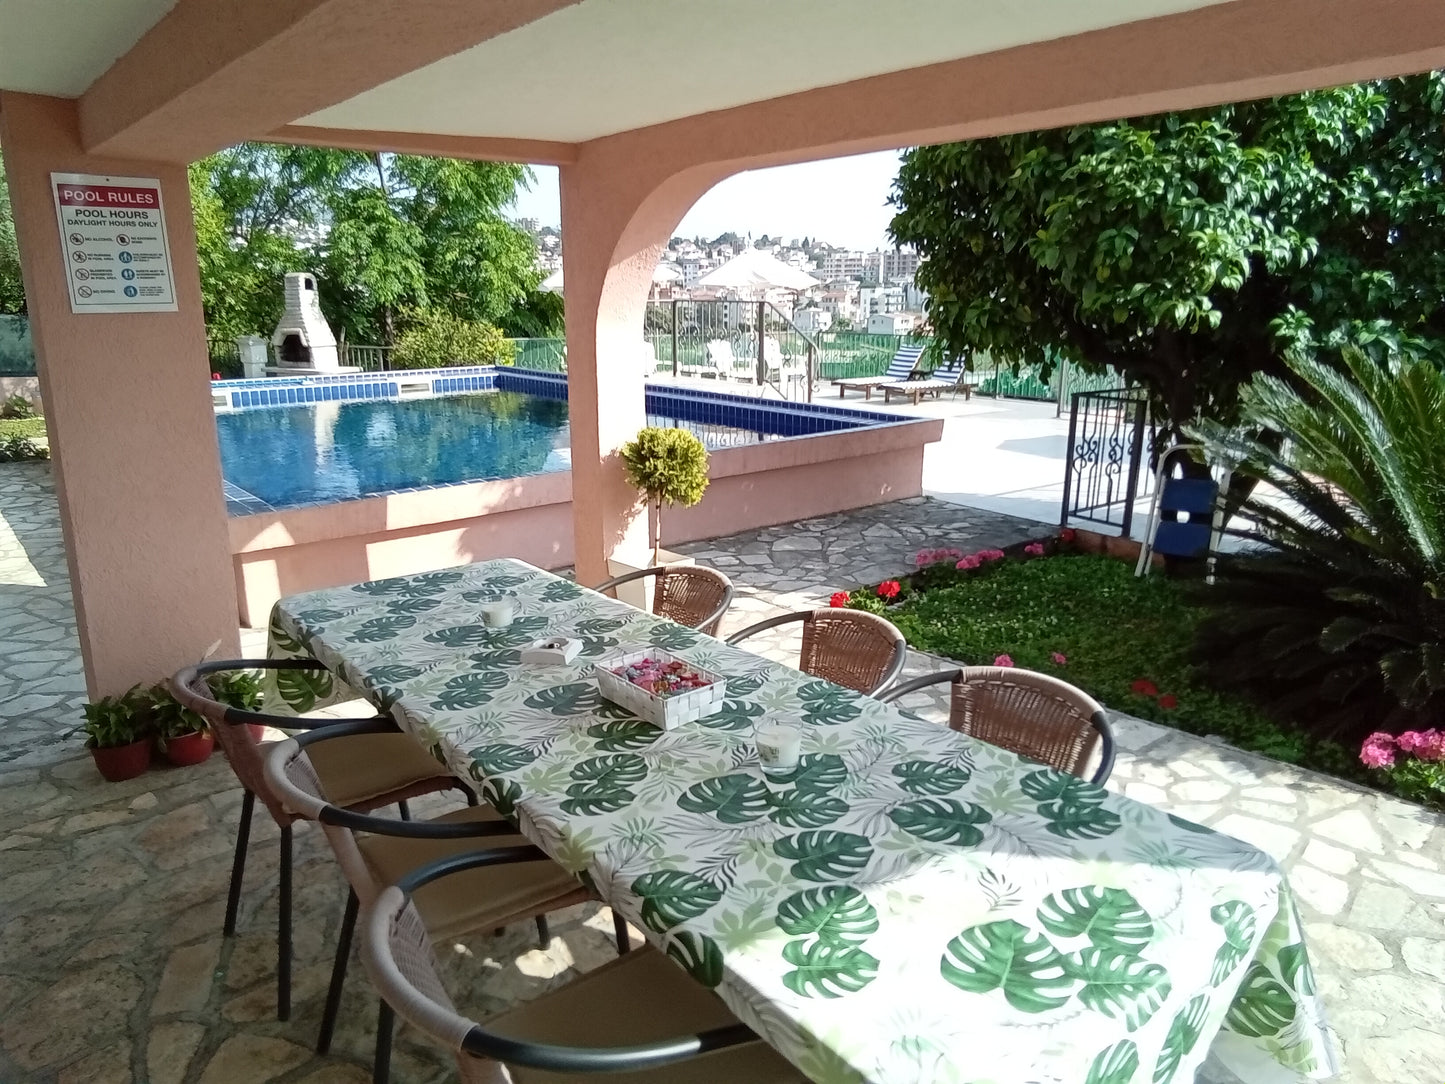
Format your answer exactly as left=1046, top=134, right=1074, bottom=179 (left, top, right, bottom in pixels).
left=3, top=0, right=1444, bottom=167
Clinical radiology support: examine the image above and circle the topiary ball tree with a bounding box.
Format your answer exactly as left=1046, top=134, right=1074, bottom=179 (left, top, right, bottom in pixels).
left=619, top=427, right=710, bottom=561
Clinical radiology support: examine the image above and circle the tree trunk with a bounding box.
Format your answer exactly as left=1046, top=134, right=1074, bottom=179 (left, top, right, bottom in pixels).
left=652, top=499, right=663, bottom=565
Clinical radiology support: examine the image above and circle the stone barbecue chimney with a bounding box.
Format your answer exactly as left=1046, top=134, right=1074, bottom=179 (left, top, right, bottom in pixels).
left=271, top=272, right=340, bottom=372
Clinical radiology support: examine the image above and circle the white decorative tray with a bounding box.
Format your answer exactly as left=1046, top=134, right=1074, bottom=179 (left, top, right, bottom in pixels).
left=594, top=648, right=726, bottom=730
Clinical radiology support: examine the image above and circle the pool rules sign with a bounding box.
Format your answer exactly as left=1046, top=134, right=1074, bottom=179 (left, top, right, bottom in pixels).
left=50, top=173, right=178, bottom=313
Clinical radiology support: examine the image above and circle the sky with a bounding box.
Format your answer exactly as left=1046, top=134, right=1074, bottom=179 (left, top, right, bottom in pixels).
left=508, top=150, right=907, bottom=250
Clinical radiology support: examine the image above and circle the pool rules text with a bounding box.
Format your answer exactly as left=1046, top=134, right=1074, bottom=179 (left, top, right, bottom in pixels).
left=51, top=173, right=178, bottom=314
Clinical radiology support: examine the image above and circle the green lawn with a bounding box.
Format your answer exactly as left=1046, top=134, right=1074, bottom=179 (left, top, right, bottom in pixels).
left=885, top=553, right=1367, bottom=785
left=0, top=416, right=45, bottom=441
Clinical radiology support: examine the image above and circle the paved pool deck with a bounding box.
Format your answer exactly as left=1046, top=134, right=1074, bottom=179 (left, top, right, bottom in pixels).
left=1, top=461, right=1442, bottom=1083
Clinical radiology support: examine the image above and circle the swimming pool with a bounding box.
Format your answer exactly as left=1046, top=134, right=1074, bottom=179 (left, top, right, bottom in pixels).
left=218, top=392, right=783, bottom=511
left=214, top=368, right=899, bottom=513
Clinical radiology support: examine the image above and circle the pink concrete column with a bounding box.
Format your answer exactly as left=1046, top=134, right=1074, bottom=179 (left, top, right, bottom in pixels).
left=0, top=93, right=240, bottom=696
left=559, top=151, right=730, bottom=586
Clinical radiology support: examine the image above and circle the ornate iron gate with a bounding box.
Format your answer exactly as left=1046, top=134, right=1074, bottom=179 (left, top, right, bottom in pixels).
left=1061, top=388, right=1150, bottom=535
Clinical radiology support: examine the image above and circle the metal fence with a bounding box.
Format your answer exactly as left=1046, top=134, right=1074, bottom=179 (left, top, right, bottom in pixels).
left=1061, top=387, right=1154, bottom=536
left=0, top=315, right=35, bottom=376
left=207, top=338, right=242, bottom=379
left=644, top=300, right=818, bottom=401
left=509, top=338, right=566, bottom=372
left=338, top=344, right=392, bottom=371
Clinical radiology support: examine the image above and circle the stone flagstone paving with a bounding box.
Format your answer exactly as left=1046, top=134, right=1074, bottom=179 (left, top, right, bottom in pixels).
left=1, top=462, right=1443, bottom=1083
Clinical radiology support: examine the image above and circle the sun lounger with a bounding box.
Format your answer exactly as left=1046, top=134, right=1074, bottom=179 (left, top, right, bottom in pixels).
left=832, top=345, right=925, bottom=400
left=881, top=359, right=972, bottom=404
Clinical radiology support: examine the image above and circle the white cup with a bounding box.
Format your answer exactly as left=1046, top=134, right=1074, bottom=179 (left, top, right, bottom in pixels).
left=479, top=598, right=516, bottom=628
left=755, top=722, right=802, bottom=778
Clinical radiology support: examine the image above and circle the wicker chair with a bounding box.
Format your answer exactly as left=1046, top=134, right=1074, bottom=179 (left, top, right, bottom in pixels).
left=726, top=609, right=907, bottom=696
left=171, top=658, right=473, bottom=1022
left=362, top=850, right=806, bottom=1083
left=593, top=565, right=733, bottom=636
left=880, top=666, right=1116, bottom=785
left=265, top=722, right=614, bottom=1083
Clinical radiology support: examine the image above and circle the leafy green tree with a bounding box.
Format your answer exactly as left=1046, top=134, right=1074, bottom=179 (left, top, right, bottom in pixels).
left=189, top=144, right=557, bottom=348
left=890, top=74, right=1445, bottom=429
left=0, top=147, right=24, bottom=314
left=1191, top=346, right=1445, bottom=739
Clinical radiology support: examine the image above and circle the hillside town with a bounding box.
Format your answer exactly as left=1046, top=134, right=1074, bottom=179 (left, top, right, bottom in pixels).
left=518, top=220, right=929, bottom=335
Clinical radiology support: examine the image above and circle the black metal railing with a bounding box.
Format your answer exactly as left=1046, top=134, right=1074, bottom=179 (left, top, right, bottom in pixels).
left=1061, top=387, right=1152, bottom=536
left=207, top=337, right=243, bottom=379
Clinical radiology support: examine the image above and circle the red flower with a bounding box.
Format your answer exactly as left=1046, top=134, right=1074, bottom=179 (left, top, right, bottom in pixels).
left=1130, top=679, right=1158, bottom=697
left=877, top=580, right=901, bottom=600
left=829, top=591, right=851, bottom=608
left=1157, top=693, right=1178, bottom=710
left=211, top=372, right=221, bottom=380
left=1060, top=528, right=1077, bottom=543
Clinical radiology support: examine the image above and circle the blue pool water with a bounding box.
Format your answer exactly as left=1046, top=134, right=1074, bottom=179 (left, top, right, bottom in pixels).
left=216, top=392, right=780, bottom=512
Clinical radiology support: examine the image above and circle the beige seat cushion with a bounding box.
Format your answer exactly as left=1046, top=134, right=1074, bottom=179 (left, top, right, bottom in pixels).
left=481, top=947, right=805, bottom=1083
left=307, top=731, right=454, bottom=808
left=358, top=807, right=588, bottom=941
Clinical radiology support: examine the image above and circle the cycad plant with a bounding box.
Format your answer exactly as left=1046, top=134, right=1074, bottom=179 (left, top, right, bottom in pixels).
left=1191, top=346, right=1445, bottom=739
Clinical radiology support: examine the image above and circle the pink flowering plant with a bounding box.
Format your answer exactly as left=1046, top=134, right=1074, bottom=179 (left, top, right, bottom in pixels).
left=1359, top=730, right=1445, bottom=803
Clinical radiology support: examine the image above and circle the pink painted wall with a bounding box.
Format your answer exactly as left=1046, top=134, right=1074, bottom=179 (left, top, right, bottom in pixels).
left=230, top=419, right=940, bottom=625
left=663, top=422, right=941, bottom=545
left=0, top=93, right=240, bottom=695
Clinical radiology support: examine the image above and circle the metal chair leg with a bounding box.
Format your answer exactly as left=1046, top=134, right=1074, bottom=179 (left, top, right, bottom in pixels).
left=535, top=914, right=551, bottom=949
left=396, top=799, right=410, bottom=821
left=614, top=909, right=631, bottom=954
left=318, top=889, right=358, bottom=1054
left=373, top=1000, right=395, bottom=1084
left=224, top=790, right=255, bottom=937
left=278, top=824, right=292, bottom=1021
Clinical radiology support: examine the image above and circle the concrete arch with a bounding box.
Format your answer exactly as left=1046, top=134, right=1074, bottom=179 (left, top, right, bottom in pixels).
left=559, top=150, right=749, bottom=584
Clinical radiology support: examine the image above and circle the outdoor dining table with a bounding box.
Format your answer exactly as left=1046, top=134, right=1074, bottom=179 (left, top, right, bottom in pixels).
left=263, top=557, right=1336, bottom=1084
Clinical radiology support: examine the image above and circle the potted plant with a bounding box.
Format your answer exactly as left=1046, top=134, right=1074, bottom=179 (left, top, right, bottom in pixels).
left=149, top=685, right=215, bottom=766
left=208, top=669, right=265, bottom=740
left=82, top=688, right=154, bottom=782
left=611, top=427, right=711, bottom=608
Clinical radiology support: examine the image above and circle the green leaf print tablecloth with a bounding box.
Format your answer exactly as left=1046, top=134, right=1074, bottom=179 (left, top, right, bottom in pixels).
left=265, top=558, right=1336, bottom=1084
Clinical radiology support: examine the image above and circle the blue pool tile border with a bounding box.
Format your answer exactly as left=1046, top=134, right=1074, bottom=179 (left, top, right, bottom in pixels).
left=213, top=364, right=907, bottom=434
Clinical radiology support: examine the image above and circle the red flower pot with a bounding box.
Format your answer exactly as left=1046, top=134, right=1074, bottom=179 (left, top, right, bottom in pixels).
left=163, top=730, right=215, bottom=766
left=89, top=738, right=152, bottom=782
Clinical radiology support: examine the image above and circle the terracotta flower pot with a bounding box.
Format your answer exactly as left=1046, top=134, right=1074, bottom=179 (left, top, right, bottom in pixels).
left=89, top=738, right=152, bottom=782
left=163, top=730, right=215, bottom=766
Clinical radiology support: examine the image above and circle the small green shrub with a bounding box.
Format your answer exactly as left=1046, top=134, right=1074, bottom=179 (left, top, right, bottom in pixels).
left=0, top=415, right=44, bottom=441
left=0, top=393, right=36, bottom=419
left=0, top=434, right=47, bottom=462
left=392, top=311, right=515, bottom=370
left=620, top=426, right=710, bottom=557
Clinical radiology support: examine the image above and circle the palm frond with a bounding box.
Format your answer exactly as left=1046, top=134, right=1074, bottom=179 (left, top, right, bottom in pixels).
left=1191, top=345, right=1445, bottom=738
